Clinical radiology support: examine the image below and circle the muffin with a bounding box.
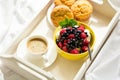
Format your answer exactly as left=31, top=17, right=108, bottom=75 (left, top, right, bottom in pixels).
left=71, top=0, right=93, bottom=21
left=51, top=5, right=74, bottom=27
left=54, top=0, right=76, bottom=7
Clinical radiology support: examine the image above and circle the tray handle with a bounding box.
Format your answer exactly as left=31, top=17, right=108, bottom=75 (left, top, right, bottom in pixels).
left=0, top=55, right=56, bottom=80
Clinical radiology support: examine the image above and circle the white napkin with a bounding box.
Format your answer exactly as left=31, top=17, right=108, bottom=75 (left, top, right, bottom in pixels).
left=85, top=21, right=120, bottom=80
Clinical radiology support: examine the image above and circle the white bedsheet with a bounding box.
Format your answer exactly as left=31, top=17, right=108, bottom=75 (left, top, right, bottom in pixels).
left=0, top=0, right=45, bottom=53
left=0, top=0, right=47, bottom=79
left=85, top=0, right=120, bottom=80
left=85, top=21, right=120, bottom=80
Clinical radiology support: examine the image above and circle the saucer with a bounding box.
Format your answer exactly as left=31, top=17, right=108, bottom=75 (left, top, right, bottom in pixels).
left=16, top=36, right=57, bottom=69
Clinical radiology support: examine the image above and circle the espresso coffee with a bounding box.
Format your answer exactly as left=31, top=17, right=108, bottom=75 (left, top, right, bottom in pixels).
left=27, top=38, right=47, bottom=54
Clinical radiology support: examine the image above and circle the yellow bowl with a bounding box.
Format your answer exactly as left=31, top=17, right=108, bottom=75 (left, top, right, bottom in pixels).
left=54, top=22, right=96, bottom=60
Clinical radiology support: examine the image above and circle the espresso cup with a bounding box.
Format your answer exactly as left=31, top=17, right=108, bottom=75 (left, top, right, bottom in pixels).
left=25, top=35, right=48, bottom=60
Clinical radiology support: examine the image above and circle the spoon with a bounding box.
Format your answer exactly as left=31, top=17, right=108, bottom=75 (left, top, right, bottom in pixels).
left=88, top=43, right=92, bottom=61
left=85, top=29, right=92, bottom=61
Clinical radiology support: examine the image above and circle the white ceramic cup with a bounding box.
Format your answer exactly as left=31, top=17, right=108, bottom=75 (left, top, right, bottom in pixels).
left=25, top=35, right=48, bottom=61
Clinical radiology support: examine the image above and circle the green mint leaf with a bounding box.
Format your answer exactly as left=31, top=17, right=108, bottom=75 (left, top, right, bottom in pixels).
left=59, top=18, right=77, bottom=28
left=69, top=19, right=77, bottom=27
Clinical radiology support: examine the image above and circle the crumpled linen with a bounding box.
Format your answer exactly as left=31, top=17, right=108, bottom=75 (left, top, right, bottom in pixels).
left=85, top=20, right=120, bottom=80
left=0, top=70, right=3, bottom=80
left=0, top=0, right=43, bottom=53
left=84, top=0, right=120, bottom=80
left=0, top=0, right=44, bottom=79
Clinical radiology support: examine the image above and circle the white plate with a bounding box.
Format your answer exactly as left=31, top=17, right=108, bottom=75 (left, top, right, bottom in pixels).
left=46, top=4, right=56, bottom=30
left=16, top=36, right=57, bottom=69
left=46, top=3, right=95, bottom=30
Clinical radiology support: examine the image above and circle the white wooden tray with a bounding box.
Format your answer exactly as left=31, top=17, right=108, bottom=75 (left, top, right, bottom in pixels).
left=0, top=0, right=120, bottom=80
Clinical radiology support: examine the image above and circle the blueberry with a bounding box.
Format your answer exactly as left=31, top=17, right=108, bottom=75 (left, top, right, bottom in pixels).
left=74, top=31, right=77, bottom=35
left=80, top=39, right=84, bottom=42
left=76, top=36, right=81, bottom=40
left=75, top=33, right=79, bottom=38
left=74, top=43, right=78, bottom=47
left=73, top=27, right=77, bottom=30
left=75, top=31, right=79, bottom=35
left=60, top=39, right=63, bottom=42
left=56, top=39, right=60, bottom=44
left=79, top=42, right=83, bottom=46
left=77, top=30, right=82, bottom=34
left=66, top=28, right=70, bottom=31
left=71, top=40, right=76, bottom=45
left=70, top=45, right=75, bottom=49
left=70, top=29, right=74, bottom=34
left=72, top=28, right=76, bottom=32
left=75, top=40, right=79, bottom=44
left=79, top=50, right=83, bottom=53
left=60, top=37, right=65, bottom=42
left=67, top=44, right=70, bottom=48
left=62, top=32, right=68, bottom=37
left=61, top=33, right=65, bottom=37
left=68, top=47, right=72, bottom=51
left=86, top=34, right=88, bottom=37
left=68, top=41, right=71, bottom=45
left=70, top=40, right=73, bottom=44
left=66, top=28, right=71, bottom=33
left=66, top=33, right=69, bottom=37
left=72, top=39, right=76, bottom=42
left=85, top=32, right=87, bottom=34
left=62, top=37, right=65, bottom=40
left=78, top=36, right=81, bottom=39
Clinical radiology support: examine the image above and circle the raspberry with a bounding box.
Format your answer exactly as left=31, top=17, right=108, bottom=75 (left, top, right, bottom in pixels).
left=62, top=46, right=68, bottom=52
left=83, top=38, right=90, bottom=45
left=64, top=39, right=67, bottom=43
left=68, top=34, right=75, bottom=39
left=70, top=48, right=79, bottom=54
left=60, top=29, right=66, bottom=35
left=63, top=42, right=67, bottom=46
left=80, top=32, right=87, bottom=39
left=78, top=25, right=85, bottom=32
left=57, top=42, right=62, bottom=48
left=67, top=39, right=71, bottom=43
left=81, top=46, right=88, bottom=52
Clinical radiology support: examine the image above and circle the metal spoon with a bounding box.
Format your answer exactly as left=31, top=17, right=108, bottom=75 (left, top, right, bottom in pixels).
left=88, top=43, right=92, bottom=61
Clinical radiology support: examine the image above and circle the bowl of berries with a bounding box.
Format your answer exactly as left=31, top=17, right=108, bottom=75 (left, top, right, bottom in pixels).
left=54, top=19, right=95, bottom=60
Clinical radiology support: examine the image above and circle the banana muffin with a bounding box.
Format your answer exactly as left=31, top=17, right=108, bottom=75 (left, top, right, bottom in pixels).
left=54, top=0, right=76, bottom=7
left=51, top=5, right=74, bottom=27
left=71, top=0, right=93, bottom=21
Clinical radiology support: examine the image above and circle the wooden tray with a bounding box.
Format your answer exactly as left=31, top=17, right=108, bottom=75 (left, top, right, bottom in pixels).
left=0, top=0, right=119, bottom=80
